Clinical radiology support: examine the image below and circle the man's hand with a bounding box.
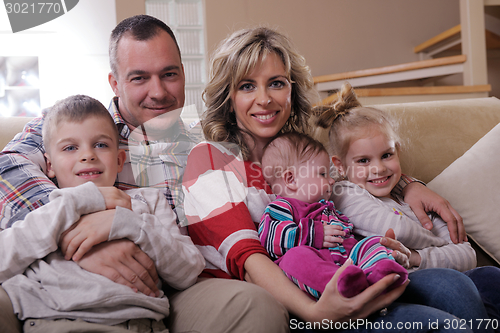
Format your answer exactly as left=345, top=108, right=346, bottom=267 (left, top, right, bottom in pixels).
left=323, top=224, right=345, bottom=248
left=402, top=182, right=466, bottom=244
left=75, top=239, right=160, bottom=297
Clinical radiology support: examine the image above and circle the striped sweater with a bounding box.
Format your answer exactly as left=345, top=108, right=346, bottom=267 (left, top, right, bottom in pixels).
left=332, top=181, right=476, bottom=272
left=258, top=197, right=357, bottom=261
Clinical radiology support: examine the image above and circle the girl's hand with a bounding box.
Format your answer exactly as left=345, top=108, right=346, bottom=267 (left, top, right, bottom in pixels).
left=380, top=229, right=411, bottom=268
left=323, top=224, right=345, bottom=248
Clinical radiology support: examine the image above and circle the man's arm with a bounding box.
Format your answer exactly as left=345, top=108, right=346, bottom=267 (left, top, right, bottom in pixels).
left=0, top=116, right=56, bottom=228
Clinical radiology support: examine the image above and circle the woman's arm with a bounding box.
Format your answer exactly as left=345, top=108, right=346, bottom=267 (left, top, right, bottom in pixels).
left=244, top=252, right=407, bottom=322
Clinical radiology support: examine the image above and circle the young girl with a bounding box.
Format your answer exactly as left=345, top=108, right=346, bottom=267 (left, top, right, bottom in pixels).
left=316, top=81, right=500, bottom=322
left=258, top=132, right=408, bottom=299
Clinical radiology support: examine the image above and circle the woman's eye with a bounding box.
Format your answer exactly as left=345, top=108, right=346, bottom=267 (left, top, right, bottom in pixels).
left=270, top=80, right=285, bottom=88
left=238, top=83, right=254, bottom=91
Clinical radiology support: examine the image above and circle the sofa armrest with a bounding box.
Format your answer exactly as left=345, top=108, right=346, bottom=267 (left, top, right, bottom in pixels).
left=0, top=117, right=34, bottom=150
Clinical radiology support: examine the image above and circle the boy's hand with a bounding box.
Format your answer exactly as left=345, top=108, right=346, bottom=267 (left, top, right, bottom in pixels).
left=323, top=224, right=345, bottom=248
left=98, top=187, right=132, bottom=210
left=59, top=210, right=115, bottom=261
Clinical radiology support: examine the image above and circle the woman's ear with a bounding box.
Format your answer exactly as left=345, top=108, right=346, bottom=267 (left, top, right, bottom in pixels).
left=282, top=169, right=297, bottom=191
left=331, top=156, right=345, bottom=178
left=45, top=153, right=56, bottom=179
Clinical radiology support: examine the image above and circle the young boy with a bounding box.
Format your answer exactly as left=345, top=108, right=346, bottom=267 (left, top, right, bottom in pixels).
left=0, top=95, right=204, bottom=332
left=259, top=132, right=407, bottom=299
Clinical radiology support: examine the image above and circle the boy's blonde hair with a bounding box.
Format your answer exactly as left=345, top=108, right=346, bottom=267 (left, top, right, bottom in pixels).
left=261, top=132, right=328, bottom=186
left=314, top=82, right=401, bottom=164
left=43, top=95, right=119, bottom=153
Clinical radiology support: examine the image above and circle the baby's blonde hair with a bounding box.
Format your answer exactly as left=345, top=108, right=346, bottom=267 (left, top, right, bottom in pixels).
left=261, top=132, right=328, bottom=187
left=314, top=82, right=401, bottom=164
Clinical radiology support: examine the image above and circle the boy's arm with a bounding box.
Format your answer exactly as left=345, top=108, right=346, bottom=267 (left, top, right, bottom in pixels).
left=108, top=189, right=205, bottom=290
left=0, top=182, right=106, bottom=282
left=0, top=116, right=57, bottom=229
left=258, top=200, right=323, bottom=260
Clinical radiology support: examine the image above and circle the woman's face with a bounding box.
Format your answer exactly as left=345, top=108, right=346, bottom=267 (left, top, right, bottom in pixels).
left=232, top=53, right=292, bottom=145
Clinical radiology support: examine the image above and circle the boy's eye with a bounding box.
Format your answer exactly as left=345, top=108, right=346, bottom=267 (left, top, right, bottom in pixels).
left=63, top=145, right=76, bottom=152
left=95, top=142, right=108, bottom=148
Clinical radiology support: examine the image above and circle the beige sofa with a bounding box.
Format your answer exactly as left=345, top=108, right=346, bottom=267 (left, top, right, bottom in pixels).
left=2, top=97, right=500, bottom=267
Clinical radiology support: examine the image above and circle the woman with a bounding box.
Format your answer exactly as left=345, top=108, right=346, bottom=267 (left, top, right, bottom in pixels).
left=183, top=27, right=489, bottom=331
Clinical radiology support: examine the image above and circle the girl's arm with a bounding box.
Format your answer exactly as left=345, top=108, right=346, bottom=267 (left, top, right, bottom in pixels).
left=334, top=181, right=475, bottom=271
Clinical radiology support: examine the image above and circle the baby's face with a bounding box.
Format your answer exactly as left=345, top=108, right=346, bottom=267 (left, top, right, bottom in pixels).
left=45, top=116, right=124, bottom=188
left=293, top=151, right=334, bottom=203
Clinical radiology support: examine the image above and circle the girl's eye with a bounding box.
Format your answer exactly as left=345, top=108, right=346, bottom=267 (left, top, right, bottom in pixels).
left=382, top=153, right=392, bottom=159
left=357, top=158, right=368, bottom=164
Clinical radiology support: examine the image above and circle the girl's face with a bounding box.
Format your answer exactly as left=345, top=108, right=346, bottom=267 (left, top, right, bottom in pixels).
left=231, top=52, right=292, bottom=146
left=294, top=151, right=335, bottom=203
left=342, top=130, right=401, bottom=199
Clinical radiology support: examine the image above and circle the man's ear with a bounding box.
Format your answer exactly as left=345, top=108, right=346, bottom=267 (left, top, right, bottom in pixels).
left=108, top=72, right=120, bottom=97
left=45, top=153, right=56, bottom=179
left=117, top=149, right=126, bottom=173
left=282, top=169, right=297, bottom=191
left=331, top=156, right=345, bottom=177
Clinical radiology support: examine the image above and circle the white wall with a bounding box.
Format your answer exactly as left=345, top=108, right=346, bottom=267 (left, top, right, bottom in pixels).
left=0, top=0, right=117, bottom=111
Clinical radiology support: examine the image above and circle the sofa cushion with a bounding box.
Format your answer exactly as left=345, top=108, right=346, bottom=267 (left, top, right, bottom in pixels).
left=428, top=121, right=500, bottom=265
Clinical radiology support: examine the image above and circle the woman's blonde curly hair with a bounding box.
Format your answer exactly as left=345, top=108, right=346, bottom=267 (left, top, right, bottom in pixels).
left=201, top=26, right=318, bottom=160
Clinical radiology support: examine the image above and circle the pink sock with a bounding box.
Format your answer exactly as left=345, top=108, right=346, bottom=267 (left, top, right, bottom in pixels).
left=337, top=265, right=369, bottom=298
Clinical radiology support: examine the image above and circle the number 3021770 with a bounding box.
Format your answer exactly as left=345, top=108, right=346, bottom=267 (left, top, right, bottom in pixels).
left=5, top=2, right=63, bottom=14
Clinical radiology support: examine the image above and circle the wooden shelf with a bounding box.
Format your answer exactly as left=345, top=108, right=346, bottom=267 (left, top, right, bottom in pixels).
left=313, top=55, right=467, bottom=84
left=320, top=85, right=491, bottom=105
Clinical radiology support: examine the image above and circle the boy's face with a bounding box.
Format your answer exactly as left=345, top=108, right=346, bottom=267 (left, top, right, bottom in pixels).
left=293, top=151, right=334, bottom=203
left=45, top=116, right=125, bottom=188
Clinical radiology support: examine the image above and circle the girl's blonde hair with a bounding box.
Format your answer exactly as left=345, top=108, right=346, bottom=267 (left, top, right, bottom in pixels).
left=202, top=27, right=318, bottom=160
left=314, top=82, right=401, bottom=163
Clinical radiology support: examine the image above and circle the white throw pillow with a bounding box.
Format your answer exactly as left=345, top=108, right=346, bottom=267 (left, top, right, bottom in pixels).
left=428, top=122, right=500, bottom=264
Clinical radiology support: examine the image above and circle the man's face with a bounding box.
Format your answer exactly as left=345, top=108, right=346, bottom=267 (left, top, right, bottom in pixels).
left=109, top=30, right=185, bottom=139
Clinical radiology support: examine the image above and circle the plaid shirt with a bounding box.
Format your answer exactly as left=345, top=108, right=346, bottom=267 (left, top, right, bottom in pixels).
left=0, top=97, right=199, bottom=229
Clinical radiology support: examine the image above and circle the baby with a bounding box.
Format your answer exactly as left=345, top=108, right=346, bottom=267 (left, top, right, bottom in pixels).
left=0, top=95, right=204, bottom=332
left=258, top=132, right=407, bottom=299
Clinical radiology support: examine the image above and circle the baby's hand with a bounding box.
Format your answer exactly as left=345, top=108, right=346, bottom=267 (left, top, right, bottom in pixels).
left=323, top=224, right=346, bottom=248
left=98, top=187, right=131, bottom=210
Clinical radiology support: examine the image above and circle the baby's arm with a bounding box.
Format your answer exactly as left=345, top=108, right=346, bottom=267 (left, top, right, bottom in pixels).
left=106, top=188, right=205, bottom=290
left=322, top=224, right=346, bottom=248
left=0, top=182, right=106, bottom=282
left=259, top=199, right=324, bottom=260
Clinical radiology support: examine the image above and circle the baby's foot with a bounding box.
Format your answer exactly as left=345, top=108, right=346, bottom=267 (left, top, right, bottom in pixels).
left=366, top=259, right=408, bottom=291
left=337, top=265, right=369, bottom=298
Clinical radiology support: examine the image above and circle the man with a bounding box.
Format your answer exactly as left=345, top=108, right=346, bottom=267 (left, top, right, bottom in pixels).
left=0, top=15, right=288, bottom=333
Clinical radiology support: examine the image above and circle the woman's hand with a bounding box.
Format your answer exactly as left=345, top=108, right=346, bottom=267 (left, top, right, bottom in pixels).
left=310, top=259, right=408, bottom=323
left=323, top=224, right=345, bottom=248
left=402, top=182, right=466, bottom=244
